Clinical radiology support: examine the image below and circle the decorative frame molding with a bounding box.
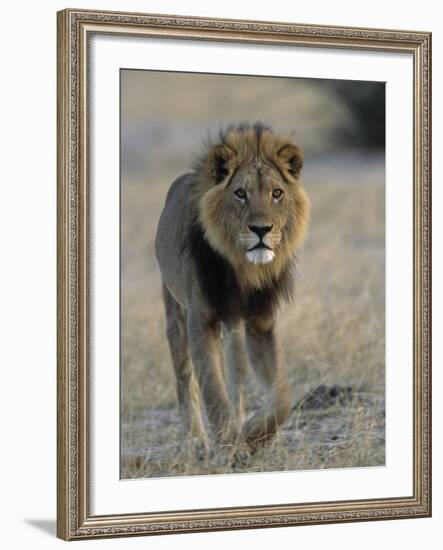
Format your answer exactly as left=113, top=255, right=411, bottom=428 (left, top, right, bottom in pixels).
left=57, top=8, right=431, bottom=540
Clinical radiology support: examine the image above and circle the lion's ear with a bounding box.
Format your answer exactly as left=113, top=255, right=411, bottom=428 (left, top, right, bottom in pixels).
left=208, top=144, right=237, bottom=184
left=276, top=143, right=304, bottom=179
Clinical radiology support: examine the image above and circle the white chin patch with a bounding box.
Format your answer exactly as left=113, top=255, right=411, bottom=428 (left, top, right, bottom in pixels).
left=245, top=248, right=275, bottom=265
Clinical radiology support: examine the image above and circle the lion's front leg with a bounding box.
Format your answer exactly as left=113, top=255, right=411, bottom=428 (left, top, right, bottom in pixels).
left=187, top=313, right=237, bottom=445
left=222, top=321, right=248, bottom=430
left=162, top=284, right=208, bottom=450
left=243, top=316, right=291, bottom=449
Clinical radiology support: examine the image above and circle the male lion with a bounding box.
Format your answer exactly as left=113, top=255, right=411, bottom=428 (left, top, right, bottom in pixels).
left=155, top=123, right=310, bottom=453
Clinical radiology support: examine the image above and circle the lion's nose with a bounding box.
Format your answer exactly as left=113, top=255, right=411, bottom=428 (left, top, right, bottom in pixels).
left=248, top=224, right=273, bottom=240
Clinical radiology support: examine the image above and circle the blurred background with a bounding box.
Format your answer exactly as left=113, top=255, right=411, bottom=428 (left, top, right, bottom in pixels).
left=120, top=70, right=385, bottom=479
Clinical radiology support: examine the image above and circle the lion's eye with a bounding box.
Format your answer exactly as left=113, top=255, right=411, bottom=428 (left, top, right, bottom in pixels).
left=235, top=189, right=247, bottom=200
left=272, top=189, right=283, bottom=199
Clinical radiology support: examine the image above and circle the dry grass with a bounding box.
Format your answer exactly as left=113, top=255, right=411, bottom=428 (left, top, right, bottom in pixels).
left=120, top=155, right=385, bottom=479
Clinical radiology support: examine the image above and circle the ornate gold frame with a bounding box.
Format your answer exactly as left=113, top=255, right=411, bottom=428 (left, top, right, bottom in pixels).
left=57, top=8, right=432, bottom=540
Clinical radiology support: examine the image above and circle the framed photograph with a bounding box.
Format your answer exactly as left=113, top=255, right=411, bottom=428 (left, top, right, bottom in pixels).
left=57, top=8, right=432, bottom=540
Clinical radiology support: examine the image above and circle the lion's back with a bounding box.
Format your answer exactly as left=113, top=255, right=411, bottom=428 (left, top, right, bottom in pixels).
left=163, top=172, right=194, bottom=207
left=155, top=173, right=195, bottom=305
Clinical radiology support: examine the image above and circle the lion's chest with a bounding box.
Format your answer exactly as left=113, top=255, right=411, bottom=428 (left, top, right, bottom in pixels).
left=188, top=224, right=286, bottom=322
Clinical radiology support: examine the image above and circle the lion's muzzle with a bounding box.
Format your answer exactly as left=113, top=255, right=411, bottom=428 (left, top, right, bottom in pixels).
left=239, top=224, right=281, bottom=265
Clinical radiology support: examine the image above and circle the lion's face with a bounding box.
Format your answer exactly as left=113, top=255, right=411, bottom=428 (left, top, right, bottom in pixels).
left=194, top=125, right=310, bottom=288
left=220, top=162, right=295, bottom=265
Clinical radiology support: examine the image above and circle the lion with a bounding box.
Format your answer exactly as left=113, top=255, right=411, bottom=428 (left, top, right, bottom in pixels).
left=155, top=123, right=310, bottom=453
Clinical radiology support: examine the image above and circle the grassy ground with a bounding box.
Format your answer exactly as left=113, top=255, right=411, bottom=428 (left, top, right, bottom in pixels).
left=120, top=154, right=385, bottom=479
